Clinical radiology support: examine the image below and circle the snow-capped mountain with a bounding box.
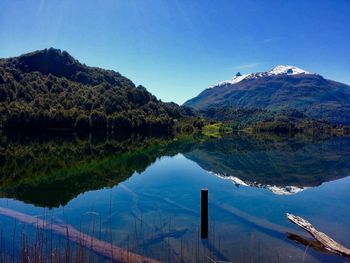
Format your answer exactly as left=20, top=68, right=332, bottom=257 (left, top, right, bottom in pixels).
left=211, top=65, right=311, bottom=88
left=184, top=65, right=350, bottom=125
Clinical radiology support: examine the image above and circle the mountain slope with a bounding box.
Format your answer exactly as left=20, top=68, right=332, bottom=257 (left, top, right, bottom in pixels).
left=184, top=66, right=350, bottom=124
left=0, top=48, right=183, bottom=132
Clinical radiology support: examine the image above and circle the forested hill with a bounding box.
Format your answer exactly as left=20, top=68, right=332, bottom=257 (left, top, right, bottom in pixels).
left=0, top=48, right=186, bottom=132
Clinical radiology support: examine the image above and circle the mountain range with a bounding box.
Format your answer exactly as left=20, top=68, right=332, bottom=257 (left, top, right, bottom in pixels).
left=1, top=49, right=350, bottom=133
left=184, top=65, right=350, bottom=125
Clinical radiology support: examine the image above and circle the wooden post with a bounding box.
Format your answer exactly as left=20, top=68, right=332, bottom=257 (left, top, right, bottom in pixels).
left=201, top=188, right=208, bottom=239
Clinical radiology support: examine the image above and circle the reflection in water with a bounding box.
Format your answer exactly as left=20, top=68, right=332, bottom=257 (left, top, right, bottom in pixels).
left=1, top=133, right=350, bottom=206
left=1, top=132, right=350, bottom=262
left=0, top=132, right=198, bottom=207
left=185, top=134, right=350, bottom=195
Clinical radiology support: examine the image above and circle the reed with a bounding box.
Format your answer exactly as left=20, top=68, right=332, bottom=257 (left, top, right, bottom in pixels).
left=0, top=207, right=303, bottom=263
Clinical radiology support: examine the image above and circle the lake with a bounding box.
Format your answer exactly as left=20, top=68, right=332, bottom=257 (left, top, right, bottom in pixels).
left=1, top=132, right=350, bottom=262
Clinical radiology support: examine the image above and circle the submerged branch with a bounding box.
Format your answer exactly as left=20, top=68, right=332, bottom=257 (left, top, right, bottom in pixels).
left=0, top=207, right=159, bottom=263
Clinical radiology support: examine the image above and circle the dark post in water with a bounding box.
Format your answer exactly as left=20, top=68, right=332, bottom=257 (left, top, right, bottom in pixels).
left=201, top=188, right=208, bottom=239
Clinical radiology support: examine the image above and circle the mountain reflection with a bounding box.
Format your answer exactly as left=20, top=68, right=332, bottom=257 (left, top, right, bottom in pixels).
left=0, top=132, right=196, bottom=207
left=1, top=132, right=350, bottom=207
left=185, top=134, right=350, bottom=194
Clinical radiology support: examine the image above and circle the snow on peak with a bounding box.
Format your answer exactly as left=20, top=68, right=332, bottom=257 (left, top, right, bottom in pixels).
left=210, top=65, right=311, bottom=88
left=268, top=65, right=310, bottom=75
left=209, top=73, right=250, bottom=88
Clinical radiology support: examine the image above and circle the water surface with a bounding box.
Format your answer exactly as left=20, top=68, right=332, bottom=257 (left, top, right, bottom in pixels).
left=1, top=133, right=350, bottom=262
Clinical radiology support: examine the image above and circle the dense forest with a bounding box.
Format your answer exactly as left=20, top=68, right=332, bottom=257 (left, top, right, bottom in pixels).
left=0, top=48, right=194, bottom=133
left=200, top=106, right=350, bottom=135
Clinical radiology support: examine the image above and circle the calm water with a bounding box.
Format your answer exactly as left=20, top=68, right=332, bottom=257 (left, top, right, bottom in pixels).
left=1, top=133, right=350, bottom=262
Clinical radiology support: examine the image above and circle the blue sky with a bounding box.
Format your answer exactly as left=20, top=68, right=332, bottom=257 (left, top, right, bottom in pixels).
left=1, top=0, right=349, bottom=104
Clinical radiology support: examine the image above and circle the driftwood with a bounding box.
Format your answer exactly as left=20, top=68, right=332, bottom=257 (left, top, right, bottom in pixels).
left=286, top=213, right=350, bottom=257
left=0, top=207, right=159, bottom=263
